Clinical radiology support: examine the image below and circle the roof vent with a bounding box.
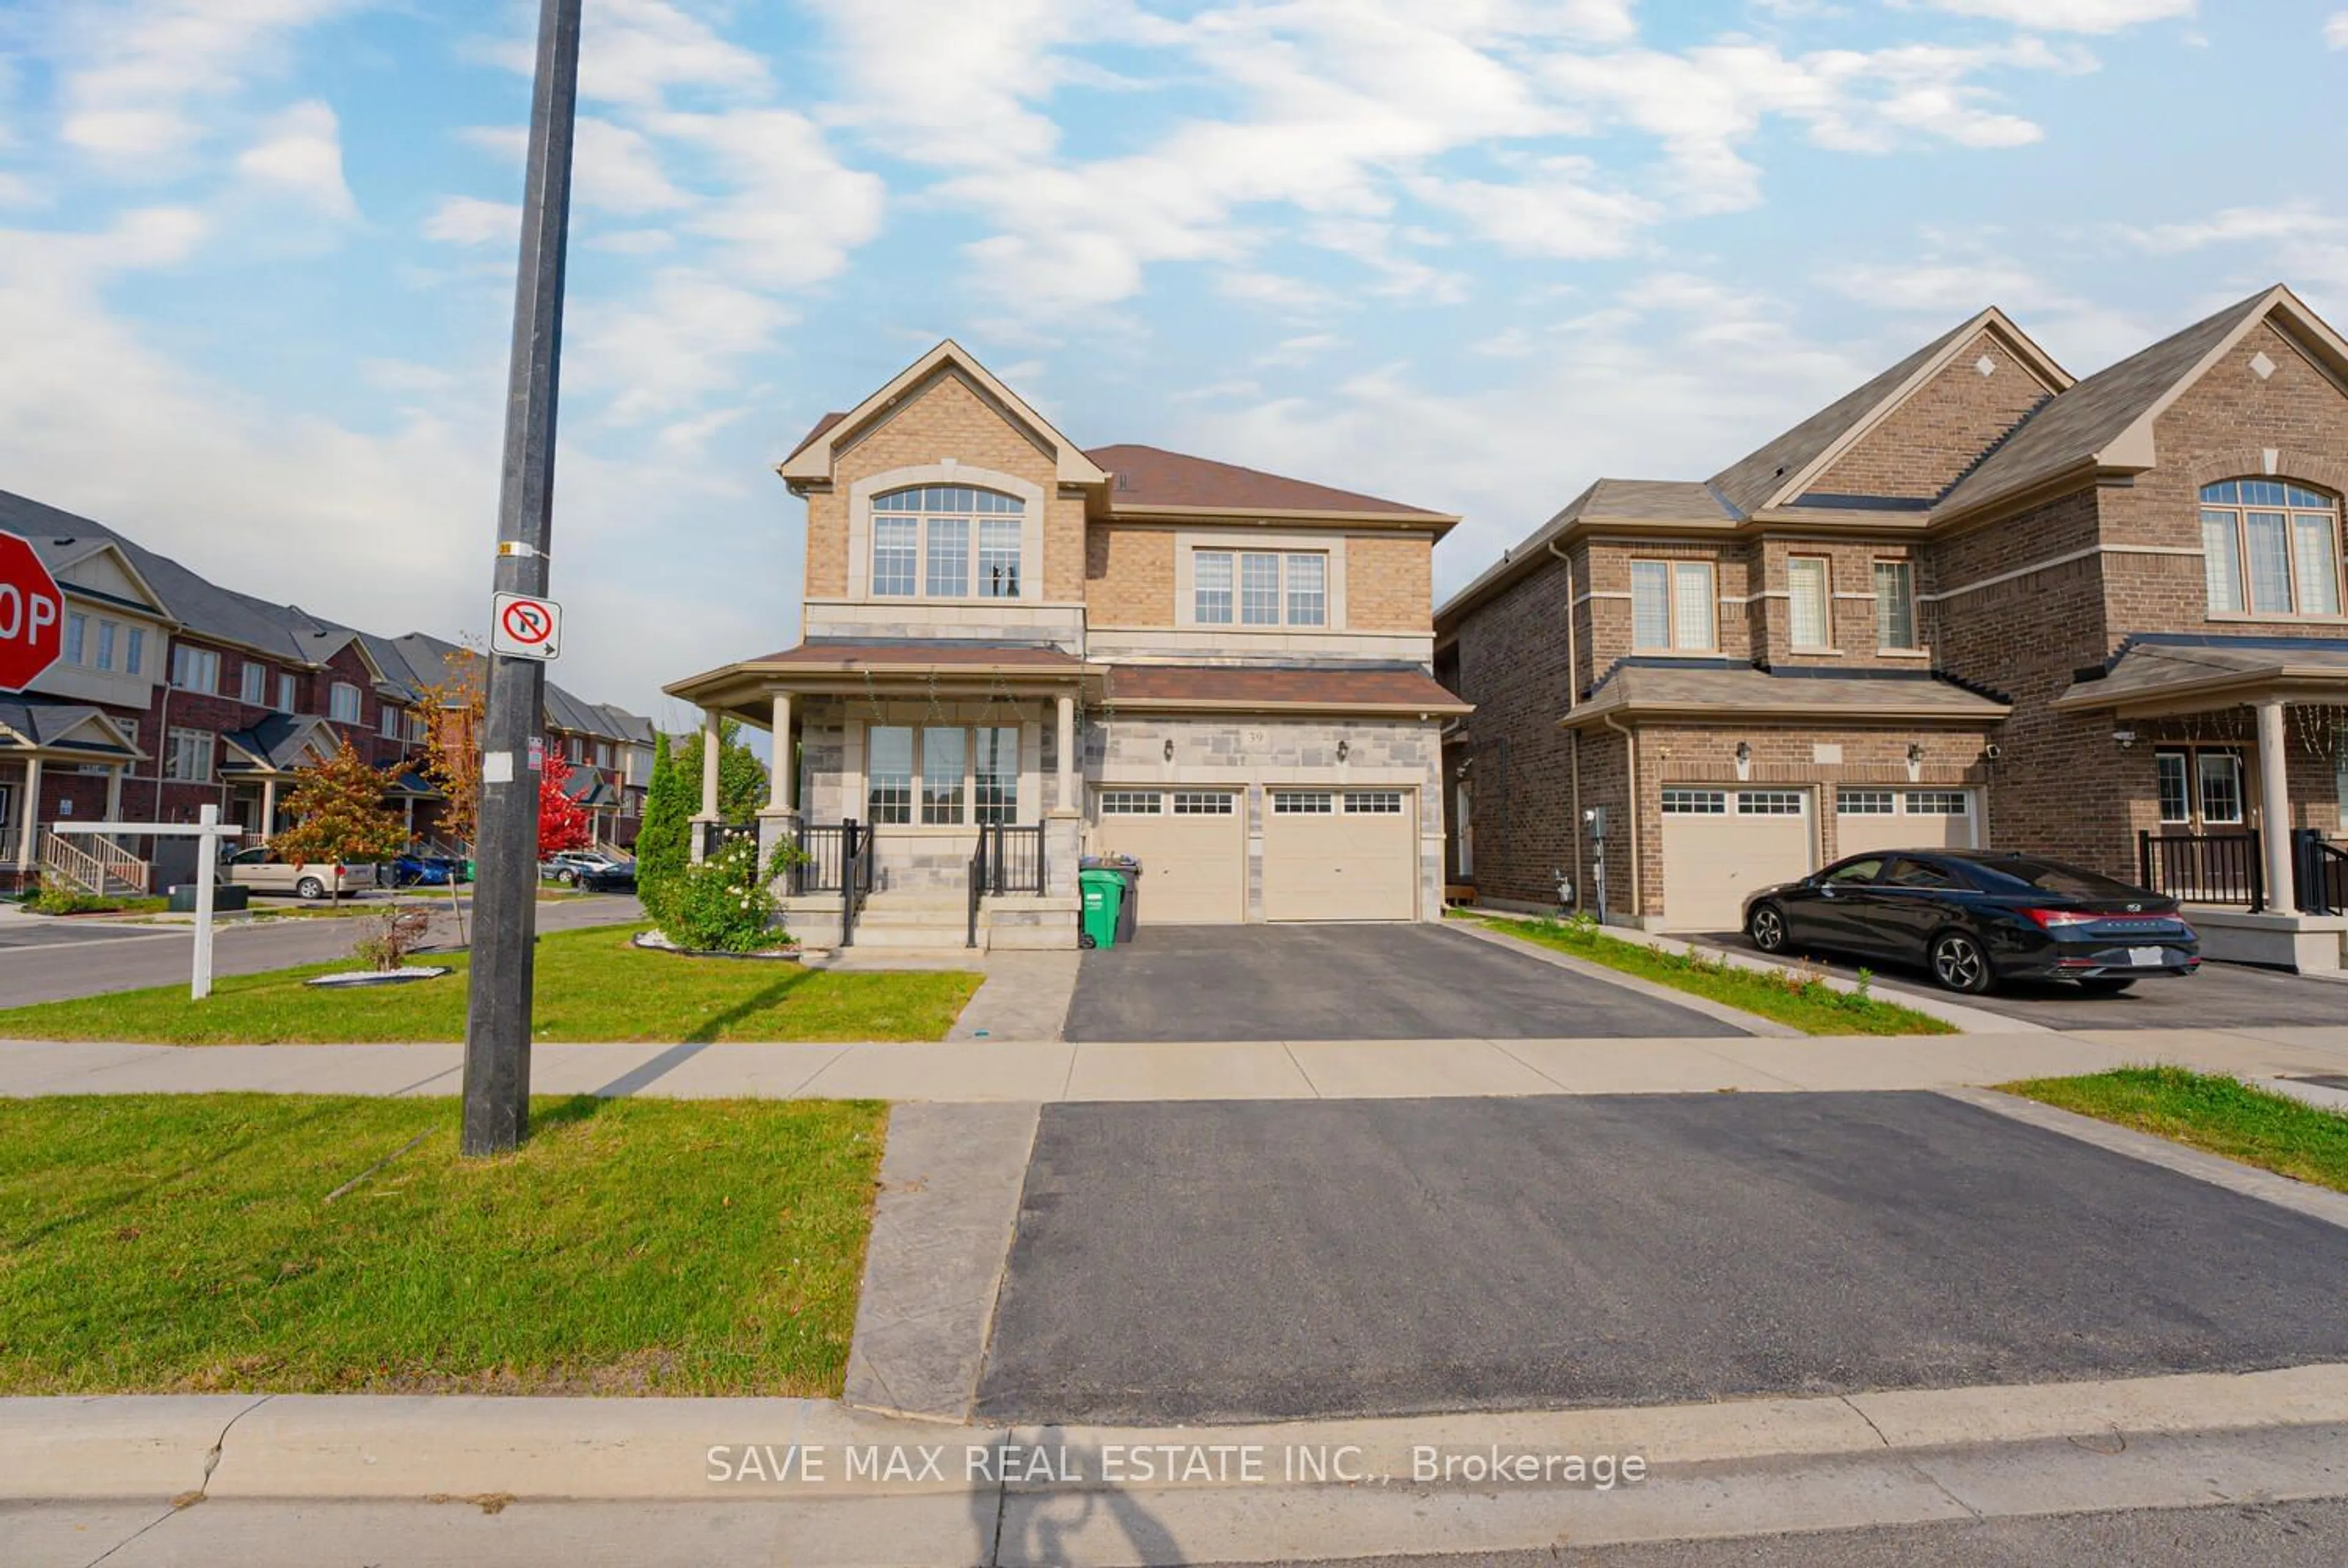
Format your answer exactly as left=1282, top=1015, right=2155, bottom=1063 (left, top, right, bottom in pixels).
left=2250, top=351, right=2276, bottom=381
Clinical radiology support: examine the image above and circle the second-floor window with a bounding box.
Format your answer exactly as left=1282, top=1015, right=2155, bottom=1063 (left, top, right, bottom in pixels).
left=278, top=673, right=298, bottom=712
left=1631, top=560, right=1715, bottom=650
left=329, top=682, right=361, bottom=724
left=64, top=614, right=86, bottom=665
left=380, top=707, right=400, bottom=739
left=1195, top=551, right=1327, bottom=627
left=871, top=485, right=1024, bottom=599
left=124, top=627, right=143, bottom=675
left=170, top=644, right=220, bottom=693
left=1873, top=561, right=1918, bottom=650
left=2201, top=480, right=2341, bottom=617
left=164, top=727, right=214, bottom=782
left=1787, top=558, right=1831, bottom=649
left=241, top=663, right=268, bottom=705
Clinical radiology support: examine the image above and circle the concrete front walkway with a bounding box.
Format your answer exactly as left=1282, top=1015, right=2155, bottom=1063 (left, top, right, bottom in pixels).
left=4, top=1025, right=2347, bottom=1103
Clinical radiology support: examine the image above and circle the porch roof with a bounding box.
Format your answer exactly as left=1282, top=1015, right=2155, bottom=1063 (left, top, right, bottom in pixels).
left=0, top=696, right=142, bottom=759
left=2054, top=633, right=2348, bottom=716
left=665, top=638, right=1094, bottom=723
left=1101, top=662, right=1471, bottom=716
left=1562, top=661, right=2009, bottom=728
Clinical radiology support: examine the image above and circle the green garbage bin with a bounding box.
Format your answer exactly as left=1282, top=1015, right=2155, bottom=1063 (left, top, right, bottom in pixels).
left=1079, top=867, right=1125, bottom=949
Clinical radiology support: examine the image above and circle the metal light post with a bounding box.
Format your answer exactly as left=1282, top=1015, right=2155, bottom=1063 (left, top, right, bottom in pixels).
left=463, top=0, right=582, bottom=1157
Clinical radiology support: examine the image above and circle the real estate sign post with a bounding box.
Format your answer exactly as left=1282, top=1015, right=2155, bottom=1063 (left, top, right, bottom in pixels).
left=462, top=0, right=583, bottom=1158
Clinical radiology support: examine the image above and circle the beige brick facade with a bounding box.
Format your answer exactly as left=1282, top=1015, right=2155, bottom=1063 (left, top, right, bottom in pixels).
left=1810, top=331, right=2056, bottom=501
left=1084, top=523, right=1176, bottom=626
left=1348, top=533, right=1436, bottom=631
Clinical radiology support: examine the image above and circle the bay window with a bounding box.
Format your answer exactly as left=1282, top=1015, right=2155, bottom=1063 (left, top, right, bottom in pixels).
left=870, top=485, right=1024, bottom=599
left=866, top=724, right=1022, bottom=826
left=2201, top=480, right=2341, bottom=617
left=1630, top=560, right=1716, bottom=650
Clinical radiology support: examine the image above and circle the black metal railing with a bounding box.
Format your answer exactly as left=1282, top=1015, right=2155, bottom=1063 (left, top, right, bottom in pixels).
left=966, top=823, right=1047, bottom=948
left=2139, top=830, right=2264, bottom=910
left=698, top=820, right=755, bottom=861
left=794, top=820, right=875, bottom=945
left=2294, top=829, right=2348, bottom=916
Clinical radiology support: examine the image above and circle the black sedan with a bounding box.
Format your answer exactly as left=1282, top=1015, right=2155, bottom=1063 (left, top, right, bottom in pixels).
left=577, top=858, right=637, bottom=894
left=1743, top=849, right=2201, bottom=995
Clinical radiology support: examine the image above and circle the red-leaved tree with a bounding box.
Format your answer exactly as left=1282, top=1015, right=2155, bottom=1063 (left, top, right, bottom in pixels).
left=537, top=749, right=594, bottom=855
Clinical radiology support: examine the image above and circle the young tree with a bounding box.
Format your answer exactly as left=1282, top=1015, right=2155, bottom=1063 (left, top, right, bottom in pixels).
left=414, top=646, right=486, bottom=845
left=537, top=749, right=594, bottom=855
left=634, top=731, right=691, bottom=916
left=274, top=743, right=408, bottom=865
left=672, top=719, right=769, bottom=823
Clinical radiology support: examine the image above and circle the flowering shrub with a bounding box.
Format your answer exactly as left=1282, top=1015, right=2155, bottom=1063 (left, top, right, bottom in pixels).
left=659, top=836, right=806, bottom=953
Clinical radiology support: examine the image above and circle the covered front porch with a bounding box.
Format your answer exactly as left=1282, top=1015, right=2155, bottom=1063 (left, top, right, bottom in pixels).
left=2056, top=636, right=2348, bottom=971
left=1, top=698, right=146, bottom=894
left=667, top=641, right=1098, bottom=950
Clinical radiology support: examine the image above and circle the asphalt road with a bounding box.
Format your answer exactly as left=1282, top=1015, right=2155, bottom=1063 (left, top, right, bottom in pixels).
left=1066, top=923, right=1744, bottom=1042
left=1693, top=929, right=2348, bottom=1031
left=0, top=894, right=643, bottom=1007
left=975, top=1092, right=2348, bottom=1424
left=1240, top=1497, right=2348, bottom=1568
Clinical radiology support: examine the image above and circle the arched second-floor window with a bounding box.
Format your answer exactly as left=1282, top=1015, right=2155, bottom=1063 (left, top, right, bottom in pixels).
left=871, top=484, right=1025, bottom=599
left=2201, top=479, right=2341, bottom=617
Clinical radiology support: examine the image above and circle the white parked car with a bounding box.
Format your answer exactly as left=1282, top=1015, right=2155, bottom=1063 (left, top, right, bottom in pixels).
left=223, top=847, right=379, bottom=900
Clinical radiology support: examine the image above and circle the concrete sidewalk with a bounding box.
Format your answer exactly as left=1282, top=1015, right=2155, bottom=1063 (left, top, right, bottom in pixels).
left=9, top=1365, right=2348, bottom=1567
left=3, top=1025, right=2347, bottom=1103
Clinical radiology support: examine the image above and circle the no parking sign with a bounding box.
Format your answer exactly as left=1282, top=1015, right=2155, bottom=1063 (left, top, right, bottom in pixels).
left=490, top=592, right=562, bottom=660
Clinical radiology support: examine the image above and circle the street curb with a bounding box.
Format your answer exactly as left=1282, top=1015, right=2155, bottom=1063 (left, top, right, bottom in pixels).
left=10, top=1363, right=2348, bottom=1506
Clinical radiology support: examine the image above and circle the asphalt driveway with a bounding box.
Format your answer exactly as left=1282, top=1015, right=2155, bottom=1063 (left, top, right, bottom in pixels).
left=1063, top=922, right=1744, bottom=1042
left=1693, top=929, right=2347, bottom=1031
left=975, top=1092, right=2348, bottom=1424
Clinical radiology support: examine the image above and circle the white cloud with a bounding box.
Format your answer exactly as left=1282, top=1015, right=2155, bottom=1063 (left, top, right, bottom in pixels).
left=2127, top=203, right=2346, bottom=253
left=58, top=0, right=352, bottom=162
left=643, top=109, right=886, bottom=288
left=1255, top=333, right=1346, bottom=367
left=234, top=100, right=356, bottom=219
left=1408, top=157, right=1661, bottom=258
left=577, top=117, right=689, bottom=215
left=474, top=0, right=769, bottom=111
left=567, top=267, right=795, bottom=425
left=1922, top=0, right=2193, bottom=31
left=422, top=196, right=520, bottom=247
left=2328, top=12, right=2348, bottom=47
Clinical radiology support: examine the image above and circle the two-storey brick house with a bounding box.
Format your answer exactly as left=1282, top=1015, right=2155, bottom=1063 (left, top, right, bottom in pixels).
left=665, top=340, right=1467, bottom=948
left=1438, top=284, right=2348, bottom=971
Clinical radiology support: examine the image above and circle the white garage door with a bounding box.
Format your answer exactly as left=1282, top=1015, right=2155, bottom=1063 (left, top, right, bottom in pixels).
left=1263, top=789, right=1418, bottom=922
left=1659, top=787, right=1815, bottom=933
left=1833, top=788, right=1979, bottom=860
left=1091, top=789, right=1245, bottom=924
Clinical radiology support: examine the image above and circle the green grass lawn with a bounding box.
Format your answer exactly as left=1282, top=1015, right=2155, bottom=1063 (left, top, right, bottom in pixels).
left=0, top=925, right=982, bottom=1044
left=0, top=1094, right=885, bottom=1395
left=2006, top=1066, right=2348, bottom=1193
left=1453, top=911, right=1955, bottom=1036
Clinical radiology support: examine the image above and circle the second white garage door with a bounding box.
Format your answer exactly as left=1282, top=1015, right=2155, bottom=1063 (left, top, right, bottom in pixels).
left=1659, top=787, right=1815, bottom=933
left=1833, top=788, right=1979, bottom=859
left=1092, top=789, right=1245, bottom=924
left=1263, top=789, right=1418, bottom=921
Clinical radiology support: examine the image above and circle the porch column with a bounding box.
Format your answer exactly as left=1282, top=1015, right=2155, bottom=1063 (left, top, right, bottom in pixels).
left=106, top=765, right=124, bottom=820
left=260, top=776, right=278, bottom=842
left=697, top=708, right=721, bottom=820
left=769, top=692, right=795, bottom=812
left=2256, top=699, right=2298, bottom=915
left=1055, top=693, right=1076, bottom=814
left=16, top=756, right=40, bottom=869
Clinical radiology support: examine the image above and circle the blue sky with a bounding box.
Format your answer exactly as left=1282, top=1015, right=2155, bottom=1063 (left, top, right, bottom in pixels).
left=0, top=0, right=2342, bottom=727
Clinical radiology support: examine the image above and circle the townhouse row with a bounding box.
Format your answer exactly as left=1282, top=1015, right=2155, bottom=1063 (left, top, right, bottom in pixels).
left=1, top=490, right=654, bottom=892
left=1435, top=284, right=2348, bottom=972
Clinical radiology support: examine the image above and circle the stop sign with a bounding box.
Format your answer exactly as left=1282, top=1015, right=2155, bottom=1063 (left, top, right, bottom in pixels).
left=0, top=530, right=64, bottom=693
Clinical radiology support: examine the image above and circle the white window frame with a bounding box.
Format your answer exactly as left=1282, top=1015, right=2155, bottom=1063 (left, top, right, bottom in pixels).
left=1907, top=790, right=1970, bottom=815
left=1662, top=788, right=1726, bottom=815
left=380, top=707, right=401, bottom=739
left=1172, top=790, right=1235, bottom=815
left=1630, top=560, right=1718, bottom=652
left=2199, top=480, right=2342, bottom=619
left=64, top=613, right=86, bottom=666
left=276, top=672, right=298, bottom=713
left=241, top=663, right=268, bottom=705
left=1099, top=790, right=1163, bottom=815
left=328, top=681, right=361, bottom=724
left=1738, top=790, right=1806, bottom=816
left=1343, top=790, right=1404, bottom=814
left=163, top=727, right=214, bottom=782
left=124, top=627, right=144, bottom=676
left=169, top=644, right=220, bottom=694
left=95, top=620, right=118, bottom=672
left=1873, top=559, right=1919, bottom=651
left=1787, top=556, right=1832, bottom=650
left=867, top=723, right=1024, bottom=827
left=1837, top=790, right=1896, bottom=815
left=863, top=482, right=1030, bottom=602
left=1271, top=790, right=1335, bottom=814
left=1192, top=550, right=1331, bottom=628
left=1178, top=532, right=1347, bottom=630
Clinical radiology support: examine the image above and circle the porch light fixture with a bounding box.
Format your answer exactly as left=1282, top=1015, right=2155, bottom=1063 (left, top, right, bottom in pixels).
left=2113, top=729, right=2137, bottom=750
left=1337, top=738, right=1351, bottom=762
left=1735, top=742, right=1751, bottom=764
left=1163, top=738, right=1175, bottom=762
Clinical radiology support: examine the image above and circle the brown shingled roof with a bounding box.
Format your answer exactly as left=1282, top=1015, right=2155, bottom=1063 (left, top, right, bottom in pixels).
left=1087, top=444, right=1453, bottom=521
left=1104, top=663, right=1468, bottom=714
left=1564, top=664, right=2007, bottom=727
left=784, top=411, right=846, bottom=463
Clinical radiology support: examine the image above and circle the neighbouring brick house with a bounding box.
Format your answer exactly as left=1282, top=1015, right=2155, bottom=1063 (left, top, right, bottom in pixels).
left=1, top=491, right=653, bottom=891
left=1437, top=284, right=2348, bottom=972
left=665, top=340, right=1466, bottom=949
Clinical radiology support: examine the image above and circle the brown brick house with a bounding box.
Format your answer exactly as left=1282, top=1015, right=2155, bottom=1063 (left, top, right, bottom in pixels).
left=665, top=340, right=1467, bottom=948
left=1436, top=284, right=2348, bottom=971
